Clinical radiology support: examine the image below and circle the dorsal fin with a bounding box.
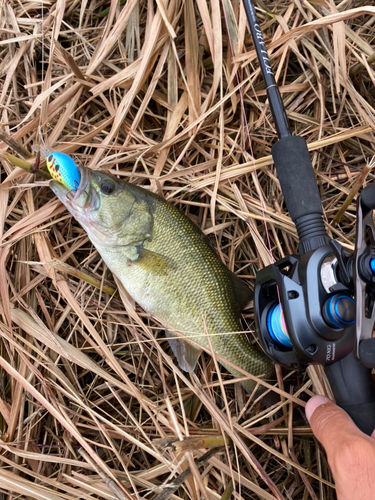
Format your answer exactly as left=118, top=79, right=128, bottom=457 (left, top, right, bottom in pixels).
left=227, top=271, right=253, bottom=311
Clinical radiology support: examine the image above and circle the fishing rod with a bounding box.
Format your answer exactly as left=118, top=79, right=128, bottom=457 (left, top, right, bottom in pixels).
left=242, top=0, right=375, bottom=434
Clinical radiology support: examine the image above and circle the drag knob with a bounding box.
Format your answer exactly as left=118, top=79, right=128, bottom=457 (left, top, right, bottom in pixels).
left=323, top=294, right=355, bottom=329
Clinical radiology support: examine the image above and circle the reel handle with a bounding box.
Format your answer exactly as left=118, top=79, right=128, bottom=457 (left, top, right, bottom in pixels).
left=327, top=195, right=375, bottom=435
left=354, top=185, right=375, bottom=368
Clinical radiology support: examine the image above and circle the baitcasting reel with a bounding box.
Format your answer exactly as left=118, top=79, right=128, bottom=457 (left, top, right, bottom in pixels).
left=254, top=187, right=375, bottom=371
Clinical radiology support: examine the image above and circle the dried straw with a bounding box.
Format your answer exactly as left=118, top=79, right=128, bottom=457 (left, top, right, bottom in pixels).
left=0, top=0, right=374, bottom=499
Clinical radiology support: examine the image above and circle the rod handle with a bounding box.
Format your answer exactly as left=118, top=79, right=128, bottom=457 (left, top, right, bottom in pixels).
left=271, top=136, right=330, bottom=253
left=361, top=183, right=375, bottom=210
left=325, top=351, right=375, bottom=436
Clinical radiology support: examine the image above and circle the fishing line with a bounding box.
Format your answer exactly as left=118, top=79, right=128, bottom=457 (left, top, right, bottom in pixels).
left=221, top=1, right=285, bottom=342
left=37, top=1, right=47, bottom=153
left=220, top=1, right=276, bottom=265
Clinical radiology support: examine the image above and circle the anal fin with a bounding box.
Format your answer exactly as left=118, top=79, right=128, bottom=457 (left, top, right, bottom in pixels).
left=165, top=330, right=202, bottom=372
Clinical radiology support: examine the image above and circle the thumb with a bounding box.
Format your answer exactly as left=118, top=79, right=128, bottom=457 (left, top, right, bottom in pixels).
left=306, top=396, right=364, bottom=457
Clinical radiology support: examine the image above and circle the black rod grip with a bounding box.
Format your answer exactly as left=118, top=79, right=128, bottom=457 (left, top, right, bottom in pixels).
left=360, top=183, right=375, bottom=210
left=271, top=136, right=323, bottom=222
left=325, top=351, right=375, bottom=435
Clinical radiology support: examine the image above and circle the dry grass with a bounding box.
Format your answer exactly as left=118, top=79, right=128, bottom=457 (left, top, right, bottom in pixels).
left=0, top=0, right=374, bottom=498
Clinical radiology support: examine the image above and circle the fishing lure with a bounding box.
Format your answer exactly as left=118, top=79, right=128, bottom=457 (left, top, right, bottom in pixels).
left=45, top=152, right=81, bottom=191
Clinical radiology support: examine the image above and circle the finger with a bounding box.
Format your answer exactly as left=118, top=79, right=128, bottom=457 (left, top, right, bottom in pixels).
left=306, top=395, right=365, bottom=457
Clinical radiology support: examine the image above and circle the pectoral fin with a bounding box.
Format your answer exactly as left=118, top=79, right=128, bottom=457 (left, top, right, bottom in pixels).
left=132, top=248, right=175, bottom=275
left=165, top=330, right=202, bottom=372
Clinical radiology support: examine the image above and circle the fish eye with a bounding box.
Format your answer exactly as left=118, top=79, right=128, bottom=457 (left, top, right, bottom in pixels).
left=100, top=179, right=116, bottom=194
left=48, top=155, right=53, bottom=162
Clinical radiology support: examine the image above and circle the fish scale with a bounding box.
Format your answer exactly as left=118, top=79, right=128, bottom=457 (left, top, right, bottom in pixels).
left=50, top=165, right=274, bottom=393
left=144, top=193, right=274, bottom=387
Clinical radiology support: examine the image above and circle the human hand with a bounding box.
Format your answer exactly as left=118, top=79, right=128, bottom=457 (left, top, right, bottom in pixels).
left=306, top=396, right=375, bottom=500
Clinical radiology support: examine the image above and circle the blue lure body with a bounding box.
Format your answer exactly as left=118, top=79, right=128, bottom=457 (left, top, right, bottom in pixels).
left=46, top=152, right=81, bottom=191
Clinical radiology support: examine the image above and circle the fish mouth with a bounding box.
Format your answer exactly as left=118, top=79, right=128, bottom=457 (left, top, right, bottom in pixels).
left=50, top=166, right=99, bottom=215
left=49, top=166, right=121, bottom=247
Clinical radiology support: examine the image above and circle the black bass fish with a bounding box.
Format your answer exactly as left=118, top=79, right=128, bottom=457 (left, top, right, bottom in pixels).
left=50, top=165, right=274, bottom=393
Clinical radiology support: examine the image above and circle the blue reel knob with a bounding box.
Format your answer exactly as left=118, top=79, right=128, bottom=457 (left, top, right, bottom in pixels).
left=267, top=303, right=292, bottom=348
left=323, top=294, right=355, bottom=329
left=370, top=258, right=375, bottom=275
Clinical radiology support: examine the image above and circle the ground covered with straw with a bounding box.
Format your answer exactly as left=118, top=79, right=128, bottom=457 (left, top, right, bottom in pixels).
left=0, top=0, right=375, bottom=498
